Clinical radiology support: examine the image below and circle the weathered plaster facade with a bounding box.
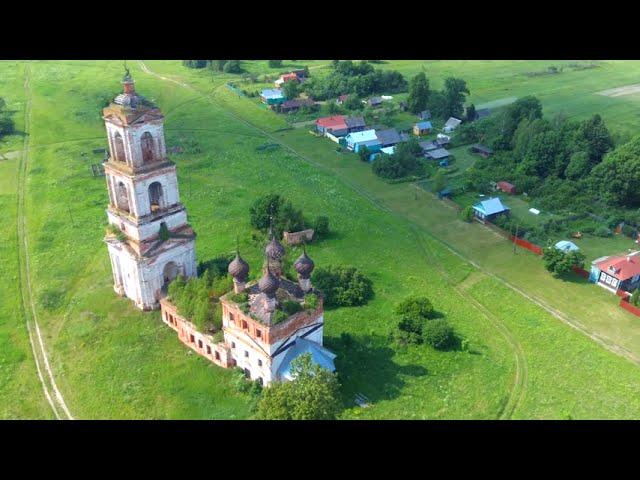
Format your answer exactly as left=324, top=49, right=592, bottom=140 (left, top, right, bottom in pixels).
left=103, top=72, right=196, bottom=310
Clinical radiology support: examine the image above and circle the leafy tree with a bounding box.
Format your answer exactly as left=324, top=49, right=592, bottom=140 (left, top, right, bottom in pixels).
left=395, top=295, right=435, bottom=320
left=542, top=246, right=586, bottom=276
left=312, top=266, right=374, bottom=308
left=249, top=193, right=305, bottom=234
left=182, top=60, right=208, bottom=69
left=256, top=353, right=341, bottom=420
left=432, top=170, right=446, bottom=193
left=282, top=80, right=300, bottom=100
left=372, top=140, right=424, bottom=180
left=343, top=95, right=362, bottom=110
left=465, top=103, right=477, bottom=122
left=592, top=136, right=640, bottom=207
left=358, top=145, right=371, bottom=162
left=460, top=205, right=474, bottom=222
left=268, top=60, right=283, bottom=68
left=0, top=97, right=14, bottom=138
left=442, top=77, right=470, bottom=119
left=407, top=72, right=430, bottom=114
left=630, top=289, right=640, bottom=306
left=313, top=216, right=330, bottom=237
left=574, top=114, right=614, bottom=166
left=564, top=151, right=591, bottom=180
left=422, top=319, right=455, bottom=349
left=223, top=60, right=242, bottom=74
left=501, top=96, right=543, bottom=144
left=209, top=60, right=228, bottom=72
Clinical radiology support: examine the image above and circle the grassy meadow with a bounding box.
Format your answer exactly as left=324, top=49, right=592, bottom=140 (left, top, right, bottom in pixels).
left=3, top=60, right=640, bottom=419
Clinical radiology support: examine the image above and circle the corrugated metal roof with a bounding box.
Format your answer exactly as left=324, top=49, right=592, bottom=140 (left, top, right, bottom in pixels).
left=346, top=129, right=378, bottom=143
left=261, top=89, right=284, bottom=99
left=473, top=197, right=510, bottom=216
left=415, top=121, right=432, bottom=130
left=276, top=338, right=337, bottom=381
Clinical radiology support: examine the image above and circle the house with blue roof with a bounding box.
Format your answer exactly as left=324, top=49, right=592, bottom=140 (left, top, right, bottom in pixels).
left=345, top=129, right=382, bottom=153
left=413, top=121, right=433, bottom=136
left=260, top=88, right=286, bottom=105
left=472, top=197, right=510, bottom=222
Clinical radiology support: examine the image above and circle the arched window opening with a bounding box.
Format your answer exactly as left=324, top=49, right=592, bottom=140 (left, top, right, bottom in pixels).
left=141, top=132, right=155, bottom=163
left=116, top=182, right=130, bottom=213
left=113, top=132, right=126, bottom=163
left=149, top=182, right=164, bottom=212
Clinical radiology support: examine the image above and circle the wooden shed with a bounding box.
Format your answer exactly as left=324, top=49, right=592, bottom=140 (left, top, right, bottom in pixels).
left=497, top=181, right=516, bottom=195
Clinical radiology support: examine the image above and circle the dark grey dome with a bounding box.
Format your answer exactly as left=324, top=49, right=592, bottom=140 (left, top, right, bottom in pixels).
left=258, top=269, right=279, bottom=296
left=294, top=251, right=315, bottom=278
left=265, top=236, right=285, bottom=260
left=228, top=253, right=249, bottom=281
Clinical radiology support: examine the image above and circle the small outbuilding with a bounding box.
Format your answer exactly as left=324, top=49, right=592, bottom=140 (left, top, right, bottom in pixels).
left=279, top=98, right=316, bottom=113
left=376, top=128, right=403, bottom=148
left=555, top=240, right=580, bottom=253
left=413, top=121, right=433, bottom=136
left=497, top=181, right=516, bottom=195
left=426, top=148, right=450, bottom=161
left=367, top=97, right=383, bottom=107
left=473, top=197, right=510, bottom=221
left=345, top=116, right=367, bottom=133
left=418, top=110, right=431, bottom=120
left=472, top=144, right=494, bottom=158
left=474, top=108, right=491, bottom=120
left=443, top=117, right=462, bottom=133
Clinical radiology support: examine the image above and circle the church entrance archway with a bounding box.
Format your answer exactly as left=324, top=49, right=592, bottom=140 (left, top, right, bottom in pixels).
left=162, top=261, right=180, bottom=293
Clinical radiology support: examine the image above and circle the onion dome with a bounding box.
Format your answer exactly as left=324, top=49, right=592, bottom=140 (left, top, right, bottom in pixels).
left=265, top=235, right=285, bottom=260
left=258, top=268, right=280, bottom=297
left=228, top=253, right=249, bottom=281
left=294, top=251, right=315, bottom=279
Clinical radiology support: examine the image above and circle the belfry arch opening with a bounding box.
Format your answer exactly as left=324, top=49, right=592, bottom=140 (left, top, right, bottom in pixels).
left=113, top=132, right=125, bottom=163
left=141, top=131, right=156, bottom=163
left=149, top=182, right=164, bottom=212
left=116, top=181, right=130, bottom=213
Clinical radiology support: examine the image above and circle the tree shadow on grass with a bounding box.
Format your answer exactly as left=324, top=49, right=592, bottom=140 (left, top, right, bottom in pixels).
left=325, top=333, right=428, bottom=406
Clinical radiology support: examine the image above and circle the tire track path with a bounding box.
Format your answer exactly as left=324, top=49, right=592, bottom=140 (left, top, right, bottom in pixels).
left=16, top=65, right=74, bottom=420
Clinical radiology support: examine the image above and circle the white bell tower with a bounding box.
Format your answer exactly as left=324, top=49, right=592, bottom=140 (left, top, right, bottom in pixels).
left=102, top=68, right=197, bottom=310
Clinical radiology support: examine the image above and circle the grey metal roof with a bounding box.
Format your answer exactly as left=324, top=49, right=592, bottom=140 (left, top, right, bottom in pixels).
left=426, top=148, right=450, bottom=160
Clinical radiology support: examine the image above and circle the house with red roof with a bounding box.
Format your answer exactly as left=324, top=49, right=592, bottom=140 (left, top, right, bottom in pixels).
left=590, top=252, right=640, bottom=295
left=315, top=115, right=349, bottom=137
left=274, top=72, right=300, bottom=87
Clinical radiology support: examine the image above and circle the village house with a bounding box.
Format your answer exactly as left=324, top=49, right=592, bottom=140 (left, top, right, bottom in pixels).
left=369, top=146, right=395, bottom=161
left=366, top=96, right=383, bottom=107
left=472, top=197, right=510, bottom=222
left=274, top=72, right=300, bottom=87
left=418, top=110, right=431, bottom=120
left=590, top=252, right=640, bottom=295
left=278, top=98, right=316, bottom=114
left=471, top=144, right=493, bottom=158
left=497, top=181, right=516, bottom=195
left=260, top=88, right=286, bottom=106
left=436, top=134, right=451, bottom=146
left=315, top=115, right=349, bottom=137
left=413, top=121, right=433, bottom=136
left=161, top=235, right=336, bottom=386
left=419, top=140, right=439, bottom=153
left=345, top=116, right=366, bottom=133
left=345, top=129, right=381, bottom=153
left=425, top=148, right=450, bottom=162
left=375, top=128, right=403, bottom=148
left=443, top=117, right=462, bottom=133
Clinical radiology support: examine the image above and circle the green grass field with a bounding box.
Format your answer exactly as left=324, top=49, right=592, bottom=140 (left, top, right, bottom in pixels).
left=4, top=60, right=640, bottom=419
